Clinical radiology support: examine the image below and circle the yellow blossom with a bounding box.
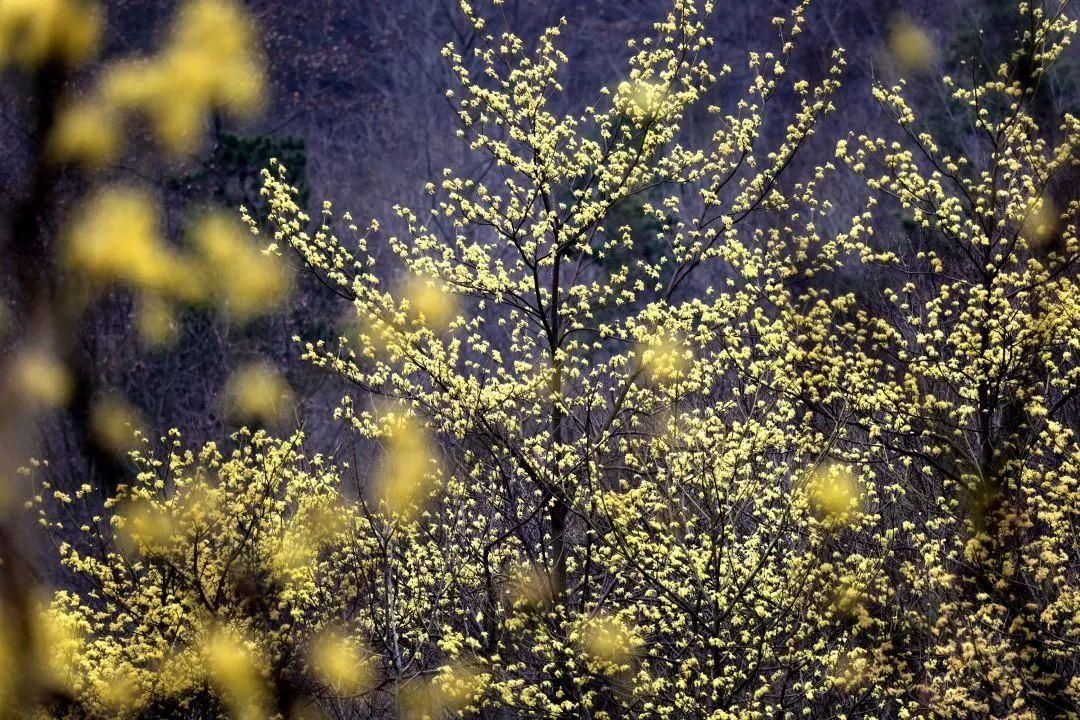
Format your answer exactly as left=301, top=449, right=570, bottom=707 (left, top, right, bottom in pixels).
left=10, top=346, right=72, bottom=408
left=308, top=628, right=373, bottom=696
left=48, top=97, right=122, bottom=169
left=579, top=615, right=638, bottom=673
left=90, top=393, right=146, bottom=454
left=507, top=566, right=553, bottom=611
left=169, top=0, right=266, bottom=116
left=203, top=625, right=268, bottom=720
left=403, top=276, right=458, bottom=331
left=1021, top=196, right=1058, bottom=247
left=92, top=665, right=141, bottom=713
left=618, top=79, right=666, bottom=118
left=191, top=211, right=290, bottom=321
left=135, top=293, right=181, bottom=347
left=63, top=187, right=196, bottom=299
left=118, top=500, right=177, bottom=555
left=0, top=0, right=101, bottom=69
left=889, top=18, right=936, bottom=73
left=225, top=360, right=294, bottom=424
left=641, top=337, right=690, bottom=384
left=100, top=0, right=264, bottom=154
left=403, top=664, right=486, bottom=719
left=805, top=463, right=864, bottom=527
left=33, top=602, right=85, bottom=695
left=373, top=413, right=437, bottom=518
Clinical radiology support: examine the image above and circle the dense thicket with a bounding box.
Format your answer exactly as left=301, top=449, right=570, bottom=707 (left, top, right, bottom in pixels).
left=0, top=1, right=1078, bottom=719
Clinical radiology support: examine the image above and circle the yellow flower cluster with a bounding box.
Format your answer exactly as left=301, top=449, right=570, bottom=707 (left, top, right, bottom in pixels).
left=374, top=410, right=439, bottom=518
left=805, top=462, right=864, bottom=528
left=63, top=187, right=195, bottom=299
left=225, top=360, right=294, bottom=425
left=48, top=98, right=120, bottom=170
left=28, top=431, right=356, bottom=716
left=9, top=345, right=72, bottom=409
left=89, top=394, right=146, bottom=454
left=578, top=614, right=640, bottom=675
left=307, top=627, right=374, bottom=696
left=102, top=0, right=265, bottom=155
left=42, top=0, right=265, bottom=167
left=0, top=0, right=100, bottom=70
left=63, top=189, right=289, bottom=338
left=190, top=211, right=291, bottom=321
left=888, top=17, right=936, bottom=73
left=203, top=625, right=269, bottom=720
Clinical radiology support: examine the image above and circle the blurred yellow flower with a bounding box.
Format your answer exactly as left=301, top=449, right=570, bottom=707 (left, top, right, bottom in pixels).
left=92, top=665, right=141, bottom=713
left=507, top=566, right=553, bottom=611
left=171, top=0, right=265, bottom=116
left=64, top=187, right=197, bottom=300
left=1021, top=196, right=1058, bottom=247
left=435, top=664, right=485, bottom=714
left=10, top=346, right=72, bottom=408
left=203, top=625, right=267, bottom=720
left=832, top=577, right=874, bottom=630
left=0, top=0, right=101, bottom=69
left=641, top=337, right=690, bottom=384
left=48, top=97, right=122, bottom=169
left=618, top=79, right=666, bottom=118
left=135, top=293, right=181, bottom=347
left=806, top=463, right=864, bottom=528
left=225, top=360, right=294, bottom=425
left=403, top=664, right=486, bottom=719
left=90, top=393, right=146, bottom=454
left=100, top=59, right=164, bottom=107
left=269, top=534, right=313, bottom=576
left=403, top=276, right=458, bottom=332
left=144, top=57, right=215, bottom=155
left=374, top=413, right=437, bottom=518
left=889, top=18, right=936, bottom=73
left=99, top=0, right=264, bottom=154
left=191, top=211, right=290, bottom=321
left=0, top=604, right=30, bottom=716
left=308, top=628, right=373, bottom=696
left=579, top=614, right=638, bottom=673
left=33, top=603, right=85, bottom=696
left=830, top=649, right=872, bottom=692
left=119, top=500, right=177, bottom=555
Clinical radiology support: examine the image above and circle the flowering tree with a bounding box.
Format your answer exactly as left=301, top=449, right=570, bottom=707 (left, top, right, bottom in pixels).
left=6, top=1, right=1079, bottom=720
left=825, top=4, right=1080, bottom=714
left=0, top=0, right=290, bottom=716
left=262, top=0, right=871, bottom=715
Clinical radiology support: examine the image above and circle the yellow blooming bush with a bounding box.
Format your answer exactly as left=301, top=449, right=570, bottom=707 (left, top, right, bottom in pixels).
left=5, top=0, right=1078, bottom=719
left=29, top=431, right=356, bottom=716
left=259, top=0, right=878, bottom=714
left=821, top=2, right=1080, bottom=712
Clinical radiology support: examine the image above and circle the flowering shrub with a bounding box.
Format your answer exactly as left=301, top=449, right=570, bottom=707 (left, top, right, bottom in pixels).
left=1, top=0, right=1078, bottom=719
